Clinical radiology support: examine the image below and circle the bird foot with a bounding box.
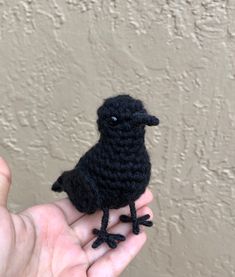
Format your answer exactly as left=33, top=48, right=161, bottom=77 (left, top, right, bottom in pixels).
left=92, top=229, right=126, bottom=249
left=119, top=214, right=153, bottom=235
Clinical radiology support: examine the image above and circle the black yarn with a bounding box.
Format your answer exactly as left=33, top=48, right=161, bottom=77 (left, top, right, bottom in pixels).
left=92, top=208, right=125, bottom=249
left=52, top=94, right=159, bottom=249
left=120, top=202, right=153, bottom=235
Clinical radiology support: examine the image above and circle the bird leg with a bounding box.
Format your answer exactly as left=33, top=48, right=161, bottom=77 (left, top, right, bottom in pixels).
left=120, top=201, right=153, bottom=234
left=92, top=208, right=126, bottom=249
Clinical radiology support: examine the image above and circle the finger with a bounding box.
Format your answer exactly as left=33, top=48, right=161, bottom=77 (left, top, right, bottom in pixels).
left=0, top=157, right=12, bottom=207
left=71, top=189, right=153, bottom=246
left=52, top=198, right=85, bottom=225
left=84, top=206, right=153, bottom=266
left=88, top=231, right=147, bottom=277
left=59, top=265, right=87, bottom=277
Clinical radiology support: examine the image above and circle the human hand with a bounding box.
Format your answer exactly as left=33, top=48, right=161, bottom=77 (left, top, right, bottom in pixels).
left=0, top=157, right=153, bottom=277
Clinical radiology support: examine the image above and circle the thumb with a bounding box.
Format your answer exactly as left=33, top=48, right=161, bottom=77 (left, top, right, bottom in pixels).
left=0, top=157, right=12, bottom=207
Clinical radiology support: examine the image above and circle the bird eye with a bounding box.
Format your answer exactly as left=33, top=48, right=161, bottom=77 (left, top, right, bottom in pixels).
left=108, top=116, right=119, bottom=126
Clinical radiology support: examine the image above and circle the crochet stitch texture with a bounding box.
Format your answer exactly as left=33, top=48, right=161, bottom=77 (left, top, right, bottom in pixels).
left=52, top=94, right=159, bottom=249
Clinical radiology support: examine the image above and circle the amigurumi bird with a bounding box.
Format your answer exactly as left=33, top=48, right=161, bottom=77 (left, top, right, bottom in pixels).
left=52, top=94, right=159, bottom=249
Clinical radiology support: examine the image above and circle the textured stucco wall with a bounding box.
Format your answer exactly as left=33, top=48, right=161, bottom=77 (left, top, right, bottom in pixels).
left=0, top=0, right=235, bottom=276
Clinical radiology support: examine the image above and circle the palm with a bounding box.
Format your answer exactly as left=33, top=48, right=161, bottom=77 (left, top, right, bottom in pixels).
left=0, top=158, right=153, bottom=277
left=23, top=204, right=88, bottom=276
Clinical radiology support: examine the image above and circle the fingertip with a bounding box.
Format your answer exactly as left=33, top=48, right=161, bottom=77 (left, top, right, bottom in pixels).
left=0, top=157, right=12, bottom=207
left=145, top=189, right=154, bottom=202
left=137, top=189, right=153, bottom=207
left=0, top=157, right=11, bottom=183
left=140, top=206, right=153, bottom=220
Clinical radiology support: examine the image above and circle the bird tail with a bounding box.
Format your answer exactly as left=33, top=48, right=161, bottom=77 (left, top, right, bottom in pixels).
left=52, top=169, right=76, bottom=192
left=52, top=175, right=64, bottom=192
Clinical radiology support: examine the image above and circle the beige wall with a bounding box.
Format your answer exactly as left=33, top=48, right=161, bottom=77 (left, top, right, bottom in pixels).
left=0, top=1, right=235, bottom=276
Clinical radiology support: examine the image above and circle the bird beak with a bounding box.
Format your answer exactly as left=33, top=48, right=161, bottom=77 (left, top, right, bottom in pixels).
left=133, top=112, right=160, bottom=126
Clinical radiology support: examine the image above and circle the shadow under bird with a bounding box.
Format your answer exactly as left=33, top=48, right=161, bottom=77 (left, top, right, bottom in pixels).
left=52, top=94, right=160, bottom=249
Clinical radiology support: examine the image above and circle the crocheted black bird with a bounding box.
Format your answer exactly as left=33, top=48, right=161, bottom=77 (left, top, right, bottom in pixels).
left=52, top=94, right=159, bottom=249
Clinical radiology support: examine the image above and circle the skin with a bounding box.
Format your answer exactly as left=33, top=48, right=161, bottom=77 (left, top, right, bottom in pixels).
left=0, top=157, right=153, bottom=277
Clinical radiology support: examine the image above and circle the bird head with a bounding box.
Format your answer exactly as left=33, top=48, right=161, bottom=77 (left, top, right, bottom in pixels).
left=97, top=94, right=159, bottom=140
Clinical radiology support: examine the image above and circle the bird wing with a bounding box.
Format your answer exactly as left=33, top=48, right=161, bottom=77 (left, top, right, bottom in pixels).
left=58, top=165, right=99, bottom=214
left=76, top=166, right=101, bottom=212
